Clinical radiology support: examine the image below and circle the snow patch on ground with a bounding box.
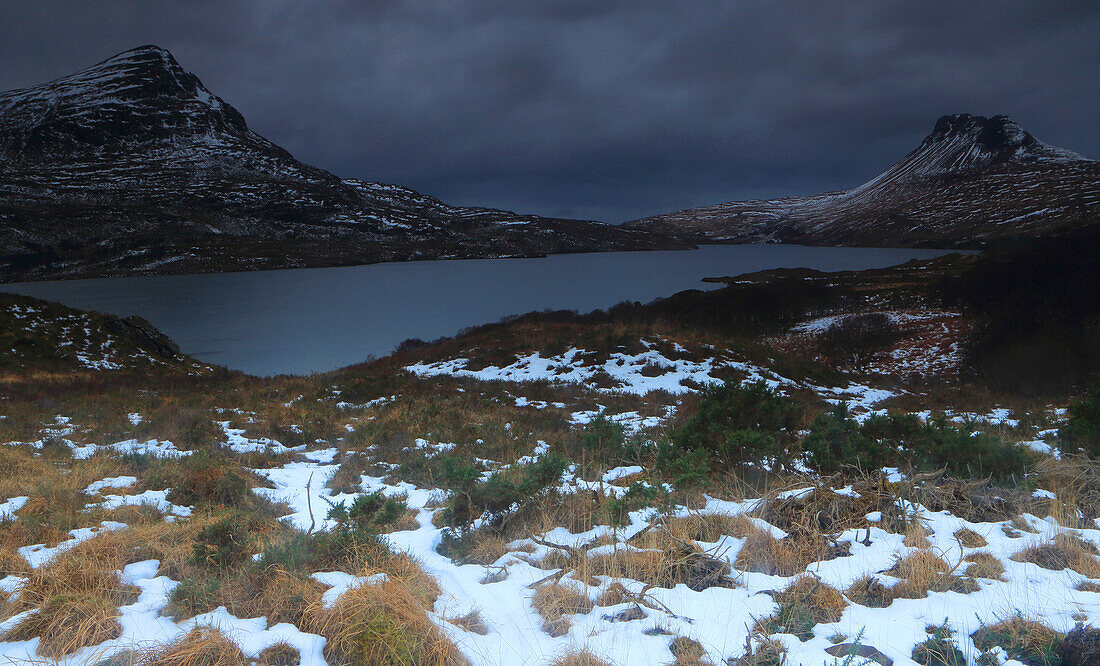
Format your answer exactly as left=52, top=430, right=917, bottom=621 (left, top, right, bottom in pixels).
left=18, top=521, right=127, bottom=568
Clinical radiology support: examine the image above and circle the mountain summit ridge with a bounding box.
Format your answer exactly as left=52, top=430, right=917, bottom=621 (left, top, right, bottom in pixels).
left=0, top=45, right=266, bottom=161
left=0, top=45, right=684, bottom=282
left=626, top=113, right=1098, bottom=248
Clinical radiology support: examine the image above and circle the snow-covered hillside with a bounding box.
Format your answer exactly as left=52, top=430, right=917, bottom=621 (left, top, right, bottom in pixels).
left=0, top=46, right=683, bottom=282
left=627, top=114, right=1099, bottom=248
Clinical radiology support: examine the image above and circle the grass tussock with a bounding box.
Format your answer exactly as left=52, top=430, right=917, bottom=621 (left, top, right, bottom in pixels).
left=903, top=524, right=933, bottom=549
left=1032, top=456, right=1100, bottom=525
left=846, top=548, right=979, bottom=608
left=971, top=615, right=1064, bottom=666
left=313, top=578, right=468, bottom=666
left=759, top=575, right=847, bottom=640
left=733, top=525, right=847, bottom=577
left=448, top=609, right=489, bottom=635
left=1012, top=532, right=1100, bottom=578
left=548, top=649, right=614, bottom=666
left=953, top=527, right=988, bottom=548
left=255, top=642, right=302, bottom=666
left=845, top=575, right=893, bottom=608
left=669, top=635, right=712, bottom=665
left=885, top=549, right=978, bottom=599
left=729, top=631, right=787, bottom=666
left=531, top=582, right=595, bottom=637
left=1, top=542, right=139, bottom=658
left=963, top=551, right=1006, bottom=580
left=1058, top=624, right=1100, bottom=666
left=582, top=539, right=734, bottom=592
left=661, top=512, right=756, bottom=542
left=911, top=623, right=965, bottom=666
left=134, top=627, right=248, bottom=666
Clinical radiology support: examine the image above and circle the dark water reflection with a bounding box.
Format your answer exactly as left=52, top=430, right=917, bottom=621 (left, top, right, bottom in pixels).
left=1, top=246, right=957, bottom=375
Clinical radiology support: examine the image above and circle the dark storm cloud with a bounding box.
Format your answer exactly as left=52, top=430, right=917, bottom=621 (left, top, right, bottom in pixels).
left=1, top=1, right=1096, bottom=221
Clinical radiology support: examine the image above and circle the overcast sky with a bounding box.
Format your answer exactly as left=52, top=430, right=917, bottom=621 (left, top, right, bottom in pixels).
left=1, top=1, right=1096, bottom=222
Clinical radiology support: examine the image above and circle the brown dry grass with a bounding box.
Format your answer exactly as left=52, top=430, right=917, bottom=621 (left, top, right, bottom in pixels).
left=902, top=524, right=931, bottom=549
left=531, top=582, right=595, bottom=637
left=661, top=513, right=755, bottom=542
left=462, top=533, right=510, bottom=566
left=758, top=575, right=847, bottom=641
left=312, top=578, right=468, bottom=666
left=449, top=609, right=490, bottom=635
left=729, top=631, right=787, bottom=666
left=964, top=551, right=1006, bottom=580
left=1012, top=532, right=1100, bottom=578
left=0, top=538, right=139, bottom=658
left=845, top=575, right=892, bottom=608
left=971, top=615, right=1064, bottom=666
left=1010, top=516, right=1040, bottom=534
left=953, top=527, right=988, bottom=548
left=846, top=548, right=982, bottom=608
left=886, top=549, right=977, bottom=599
left=547, top=649, right=614, bottom=666
left=669, top=635, right=712, bottom=665
left=733, top=525, right=846, bottom=577
left=256, top=642, right=301, bottom=666
left=774, top=575, right=847, bottom=623
left=135, top=627, right=248, bottom=666
left=1033, top=456, right=1100, bottom=525
left=582, top=540, right=733, bottom=591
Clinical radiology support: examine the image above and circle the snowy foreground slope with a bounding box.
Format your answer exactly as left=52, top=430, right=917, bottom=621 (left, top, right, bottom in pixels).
left=0, top=337, right=1096, bottom=666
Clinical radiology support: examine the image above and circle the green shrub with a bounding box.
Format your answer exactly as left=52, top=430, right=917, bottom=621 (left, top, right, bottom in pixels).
left=580, top=412, right=627, bottom=455
left=258, top=527, right=384, bottom=573
left=860, top=414, right=1031, bottom=482
left=1061, top=392, right=1100, bottom=456
left=655, top=440, right=710, bottom=488
left=718, top=430, right=784, bottom=468
left=327, top=491, right=408, bottom=535
left=912, top=624, right=966, bottom=666
left=164, top=452, right=250, bottom=507
left=166, top=577, right=221, bottom=619
left=192, top=516, right=249, bottom=569
left=439, top=452, right=569, bottom=528
left=803, top=403, right=894, bottom=473
left=859, top=412, right=923, bottom=446
left=674, top=381, right=801, bottom=468
left=915, top=421, right=1032, bottom=482
left=606, top=481, right=662, bottom=526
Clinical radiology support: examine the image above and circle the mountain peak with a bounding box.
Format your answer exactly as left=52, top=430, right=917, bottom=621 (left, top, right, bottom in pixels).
left=87, top=44, right=190, bottom=82
left=917, top=113, right=1086, bottom=168
left=929, top=113, right=1029, bottom=152
left=0, top=45, right=251, bottom=160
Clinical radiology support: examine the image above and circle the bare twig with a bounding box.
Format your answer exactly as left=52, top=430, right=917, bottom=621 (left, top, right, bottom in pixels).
left=306, top=472, right=316, bottom=533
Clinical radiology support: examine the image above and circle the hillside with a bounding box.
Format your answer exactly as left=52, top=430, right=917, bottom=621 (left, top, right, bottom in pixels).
left=0, top=46, right=685, bottom=282
left=0, top=251, right=1098, bottom=664
left=627, top=114, right=1099, bottom=248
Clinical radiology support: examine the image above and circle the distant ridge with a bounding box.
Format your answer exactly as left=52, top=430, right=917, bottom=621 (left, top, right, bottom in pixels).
left=0, top=45, right=686, bottom=282
left=626, top=114, right=1098, bottom=248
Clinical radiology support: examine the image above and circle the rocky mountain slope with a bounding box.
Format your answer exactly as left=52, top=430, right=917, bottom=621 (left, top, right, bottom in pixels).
left=626, top=114, right=1099, bottom=248
left=0, top=46, right=684, bottom=282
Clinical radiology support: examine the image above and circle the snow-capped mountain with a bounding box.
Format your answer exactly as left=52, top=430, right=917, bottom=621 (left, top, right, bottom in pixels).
left=0, top=45, right=684, bottom=282
left=626, top=114, right=1098, bottom=247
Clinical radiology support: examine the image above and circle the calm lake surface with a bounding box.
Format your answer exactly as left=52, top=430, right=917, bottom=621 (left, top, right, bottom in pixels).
left=1, top=246, right=958, bottom=376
